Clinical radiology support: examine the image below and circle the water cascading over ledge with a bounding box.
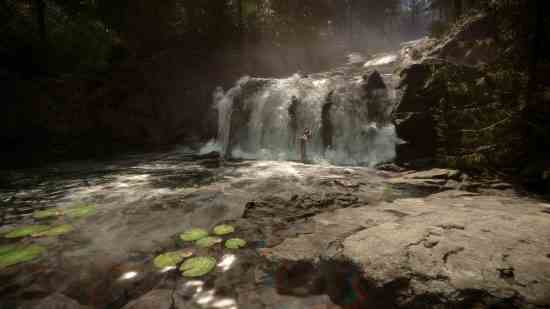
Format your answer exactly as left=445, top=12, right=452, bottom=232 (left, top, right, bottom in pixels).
left=211, top=66, right=402, bottom=166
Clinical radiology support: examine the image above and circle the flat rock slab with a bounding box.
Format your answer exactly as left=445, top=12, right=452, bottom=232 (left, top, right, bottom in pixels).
left=401, top=168, right=461, bottom=180
left=265, top=191, right=550, bottom=307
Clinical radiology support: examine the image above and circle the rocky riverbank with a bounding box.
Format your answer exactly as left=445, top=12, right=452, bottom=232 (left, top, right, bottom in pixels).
left=1, top=148, right=548, bottom=309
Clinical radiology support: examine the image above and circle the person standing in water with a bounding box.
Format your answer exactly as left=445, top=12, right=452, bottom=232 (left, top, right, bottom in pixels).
left=321, top=91, right=334, bottom=156
left=300, top=128, right=312, bottom=163
left=288, top=95, right=300, bottom=148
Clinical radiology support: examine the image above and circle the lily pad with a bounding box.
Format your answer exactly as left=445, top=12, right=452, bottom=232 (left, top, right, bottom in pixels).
left=65, top=204, right=97, bottom=219
left=153, top=250, right=193, bottom=269
left=180, top=256, right=216, bottom=277
left=32, top=208, right=61, bottom=220
left=0, top=244, right=17, bottom=256
left=32, top=224, right=74, bottom=237
left=4, top=225, right=51, bottom=239
left=213, top=224, right=235, bottom=236
left=0, top=245, right=46, bottom=269
left=225, top=238, right=247, bottom=249
left=180, top=228, right=208, bottom=242
left=195, top=236, right=222, bottom=248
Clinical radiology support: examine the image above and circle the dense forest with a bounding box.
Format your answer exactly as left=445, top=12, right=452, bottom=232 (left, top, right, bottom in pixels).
left=1, top=0, right=549, bottom=189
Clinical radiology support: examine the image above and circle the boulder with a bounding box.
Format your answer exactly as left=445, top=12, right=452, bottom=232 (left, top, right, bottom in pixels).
left=121, top=289, right=196, bottom=309
left=264, top=192, right=550, bottom=308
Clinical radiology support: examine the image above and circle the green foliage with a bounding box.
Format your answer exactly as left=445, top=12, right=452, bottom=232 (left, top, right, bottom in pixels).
left=180, top=257, right=216, bottom=277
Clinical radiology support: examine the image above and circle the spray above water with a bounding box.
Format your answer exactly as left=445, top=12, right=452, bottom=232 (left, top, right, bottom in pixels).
left=207, top=65, right=402, bottom=166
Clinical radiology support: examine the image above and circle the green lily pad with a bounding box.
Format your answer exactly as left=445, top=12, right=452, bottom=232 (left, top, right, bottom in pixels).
left=180, top=228, right=208, bottom=242
left=32, top=208, right=61, bottom=220
left=0, top=244, right=17, bottom=256
left=154, top=250, right=193, bottom=269
left=0, top=245, right=46, bottom=269
left=225, top=238, right=247, bottom=249
left=32, top=224, right=74, bottom=237
left=195, top=236, right=222, bottom=248
left=65, top=204, right=97, bottom=219
left=180, top=256, right=216, bottom=277
left=4, top=225, right=51, bottom=239
left=213, top=224, right=235, bottom=236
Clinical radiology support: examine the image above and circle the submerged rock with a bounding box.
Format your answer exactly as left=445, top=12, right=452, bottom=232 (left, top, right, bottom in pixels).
left=121, top=289, right=192, bottom=309
left=19, top=293, right=93, bottom=309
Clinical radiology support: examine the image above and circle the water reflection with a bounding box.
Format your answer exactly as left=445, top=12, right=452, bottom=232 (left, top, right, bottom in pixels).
left=160, top=266, right=177, bottom=273
left=212, top=298, right=237, bottom=309
left=218, top=254, right=236, bottom=272
left=119, top=271, right=138, bottom=280
left=195, top=289, right=216, bottom=305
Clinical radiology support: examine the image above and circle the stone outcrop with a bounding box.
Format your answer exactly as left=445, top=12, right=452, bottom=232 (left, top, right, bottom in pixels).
left=264, top=187, right=550, bottom=308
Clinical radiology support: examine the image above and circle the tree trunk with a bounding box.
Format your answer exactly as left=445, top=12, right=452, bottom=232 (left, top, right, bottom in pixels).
left=35, top=0, right=46, bottom=43
left=348, top=0, right=354, bottom=48
left=454, top=0, right=462, bottom=20
left=526, top=0, right=543, bottom=107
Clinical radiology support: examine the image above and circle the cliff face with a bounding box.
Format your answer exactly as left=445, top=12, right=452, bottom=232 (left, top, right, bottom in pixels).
left=394, top=10, right=550, bottom=192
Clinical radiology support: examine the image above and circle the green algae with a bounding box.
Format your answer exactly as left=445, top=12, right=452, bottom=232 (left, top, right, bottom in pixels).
left=32, top=208, right=61, bottom=220
left=225, top=238, right=247, bottom=249
left=0, top=245, right=46, bottom=269
left=153, top=250, right=193, bottom=269
left=65, top=204, right=97, bottom=219
left=32, top=224, right=74, bottom=237
left=180, top=228, right=209, bottom=242
left=213, top=224, right=235, bottom=236
left=180, top=257, right=216, bottom=277
left=195, top=236, right=222, bottom=248
left=4, top=225, right=51, bottom=239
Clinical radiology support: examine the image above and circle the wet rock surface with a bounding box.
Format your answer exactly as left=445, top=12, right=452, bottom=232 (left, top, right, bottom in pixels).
left=264, top=187, right=550, bottom=308
left=1, top=147, right=549, bottom=309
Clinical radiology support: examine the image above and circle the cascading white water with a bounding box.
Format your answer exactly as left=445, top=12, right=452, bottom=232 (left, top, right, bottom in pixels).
left=209, top=55, right=403, bottom=166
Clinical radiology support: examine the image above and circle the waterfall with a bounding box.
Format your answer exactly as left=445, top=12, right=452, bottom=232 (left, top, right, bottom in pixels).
left=211, top=64, right=402, bottom=166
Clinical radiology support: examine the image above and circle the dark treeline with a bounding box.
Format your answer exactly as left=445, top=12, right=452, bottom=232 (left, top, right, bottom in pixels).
left=1, top=0, right=488, bottom=78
